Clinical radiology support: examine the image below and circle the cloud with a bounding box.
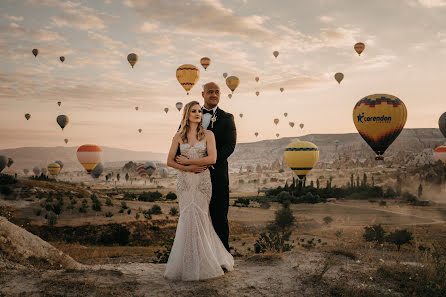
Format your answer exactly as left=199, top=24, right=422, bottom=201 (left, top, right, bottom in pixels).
left=29, top=0, right=119, bottom=31
left=319, top=15, right=334, bottom=23
left=355, top=55, right=397, bottom=70
left=135, top=21, right=160, bottom=33
left=87, top=31, right=127, bottom=50
left=3, top=14, right=24, bottom=22
left=410, top=0, right=446, bottom=7
left=0, top=22, right=65, bottom=42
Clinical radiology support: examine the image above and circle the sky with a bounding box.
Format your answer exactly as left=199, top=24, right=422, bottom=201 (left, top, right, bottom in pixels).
left=1, top=0, right=446, bottom=153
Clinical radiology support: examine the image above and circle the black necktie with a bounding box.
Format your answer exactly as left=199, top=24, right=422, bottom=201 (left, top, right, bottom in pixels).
left=202, top=108, right=213, bottom=115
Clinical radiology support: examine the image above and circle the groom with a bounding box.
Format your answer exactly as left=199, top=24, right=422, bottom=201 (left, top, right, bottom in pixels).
left=176, top=82, right=237, bottom=252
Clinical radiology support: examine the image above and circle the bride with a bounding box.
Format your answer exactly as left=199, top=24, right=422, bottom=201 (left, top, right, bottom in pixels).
left=164, top=100, right=234, bottom=281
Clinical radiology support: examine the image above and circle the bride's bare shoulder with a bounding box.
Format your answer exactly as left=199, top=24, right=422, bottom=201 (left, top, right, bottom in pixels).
left=172, top=132, right=182, bottom=143
left=205, top=130, right=215, bottom=140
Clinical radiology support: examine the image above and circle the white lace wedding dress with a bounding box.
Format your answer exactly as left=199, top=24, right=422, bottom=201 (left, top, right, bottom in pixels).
left=164, top=141, right=234, bottom=281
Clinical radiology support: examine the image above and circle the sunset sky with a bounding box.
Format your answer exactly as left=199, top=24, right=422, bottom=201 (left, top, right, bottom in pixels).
left=1, top=0, right=446, bottom=153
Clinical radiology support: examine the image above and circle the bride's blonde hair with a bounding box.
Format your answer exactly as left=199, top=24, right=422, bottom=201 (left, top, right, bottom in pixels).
left=179, top=101, right=206, bottom=144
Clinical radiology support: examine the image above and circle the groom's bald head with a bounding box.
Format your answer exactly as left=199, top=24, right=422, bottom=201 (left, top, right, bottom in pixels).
left=202, top=82, right=220, bottom=109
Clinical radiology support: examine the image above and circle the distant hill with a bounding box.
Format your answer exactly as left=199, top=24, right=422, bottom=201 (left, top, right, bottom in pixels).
left=0, top=146, right=167, bottom=172
left=1, top=129, right=444, bottom=173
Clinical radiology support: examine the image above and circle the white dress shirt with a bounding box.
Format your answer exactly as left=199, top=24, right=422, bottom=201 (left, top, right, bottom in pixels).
left=202, top=106, right=217, bottom=129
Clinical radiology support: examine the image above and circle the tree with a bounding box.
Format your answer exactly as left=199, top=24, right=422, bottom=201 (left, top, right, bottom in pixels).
left=362, top=173, right=367, bottom=188
left=125, top=173, right=129, bottom=182
left=386, top=229, right=413, bottom=251
left=116, top=173, right=120, bottom=182
left=417, top=183, right=423, bottom=199
left=396, top=174, right=402, bottom=196
left=350, top=174, right=354, bottom=189
left=363, top=224, right=386, bottom=245
left=316, top=178, right=320, bottom=189
left=274, top=204, right=295, bottom=230
left=169, top=207, right=178, bottom=216
left=323, top=216, right=333, bottom=225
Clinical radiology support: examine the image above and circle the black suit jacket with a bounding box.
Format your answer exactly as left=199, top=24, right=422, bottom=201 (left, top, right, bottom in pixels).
left=177, top=107, right=237, bottom=191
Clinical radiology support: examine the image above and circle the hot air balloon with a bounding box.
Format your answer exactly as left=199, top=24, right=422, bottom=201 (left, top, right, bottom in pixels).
left=289, top=122, right=295, bottom=128
left=200, top=57, right=211, bottom=70
left=284, top=113, right=288, bottom=117
left=273, top=51, right=279, bottom=58
left=0, top=156, right=7, bottom=173
left=176, top=102, right=183, bottom=111
left=280, top=88, right=284, bottom=92
left=164, top=107, right=169, bottom=114
left=138, top=128, right=142, bottom=133
left=41, top=168, right=47, bottom=175
left=25, top=113, right=31, bottom=120
left=335, top=140, right=340, bottom=150
left=47, top=163, right=61, bottom=178
left=226, top=76, right=240, bottom=93
left=91, top=162, right=104, bottom=179
left=439, top=112, right=446, bottom=138
left=256, top=91, right=260, bottom=96
left=33, top=167, right=40, bottom=176
left=228, top=94, right=232, bottom=99
left=255, top=77, right=259, bottom=82
left=159, top=167, right=168, bottom=178
left=144, top=161, right=157, bottom=177
left=176, top=64, right=200, bottom=95
left=136, top=163, right=148, bottom=178
left=77, top=144, right=102, bottom=174
left=354, top=42, right=365, bottom=56
left=254, top=132, right=259, bottom=137
left=56, top=115, right=69, bottom=130
left=64, top=138, right=68, bottom=144
left=223, top=73, right=228, bottom=79
left=274, top=118, right=279, bottom=125
left=135, top=106, right=139, bottom=111
left=32, top=49, right=39, bottom=57
left=7, top=158, right=13, bottom=168
left=57, top=101, right=61, bottom=107
left=55, top=160, right=64, bottom=170
left=59, top=56, right=65, bottom=63
left=353, top=94, right=407, bottom=160
left=433, top=146, right=446, bottom=164
left=239, top=113, right=243, bottom=118
left=335, top=73, right=344, bottom=84
left=284, top=141, right=319, bottom=180
left=276, top=133, right=280, bottom=138
left=300, top=123, right=304, bottom=129
left=127, top=53, right=138, bottom=68
left=23, top=168, right=29, bottom=175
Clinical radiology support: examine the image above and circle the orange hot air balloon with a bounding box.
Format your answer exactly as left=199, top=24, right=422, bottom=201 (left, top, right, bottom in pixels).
left=226, top=76, right=240, bottom=93
left=353, top=94, right=407, bottom=160
left=176, top=64, right=200, bottom=95
left=433, top=146, right=446, bottom=164
left=274, top=118, right=279, bottom=125
left=76, top=144, right=102, bottom=174
left=200, top=57, right=211, bottom=70
left=334, top=72, right=344, bottom=84
left=354, top=42, right=365, bottom=56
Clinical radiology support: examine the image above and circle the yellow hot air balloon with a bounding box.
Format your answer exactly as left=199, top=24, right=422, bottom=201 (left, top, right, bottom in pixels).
left=255, top=77, right=259, bottom=82
left=284, top=141, right=319, bottom=180
left=256, top=91, right=260, bottom=96
left=200, top=57, right=211, bottom=70
left=226, top=76, right=240, bottom=93
left=77, top=144, right=102, bottom=174
left=47, top=163, right=61, bottom=178
left=223, top=73, right=228, bottom=79
left=433, top=146, right=446, bottom=164
left=353, top=94, right=407, bottom=160
left=354, top=42, right=365, bottom=56
left=335, top=72, right=344, bottom=84
left=228, top=94, right=232, bottom=99
left=127, top=53, right=138, bottom=68
left=176, top=64, right=200, bottom=95
left=273, top=51, right=279, bottom=58
left=274, top=118, right=279, bottom=125
left=280, top=87, right=284, bottom=92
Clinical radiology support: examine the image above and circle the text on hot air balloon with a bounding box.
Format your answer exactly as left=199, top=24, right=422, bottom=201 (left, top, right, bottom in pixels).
left=356, top=112, right=392, bottom=124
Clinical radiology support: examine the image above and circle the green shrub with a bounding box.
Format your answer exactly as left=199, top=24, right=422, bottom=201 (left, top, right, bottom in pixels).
left=105, top=211, right=113, bottom=217
left=254, top=231, right=293, bottom=253
left=165, top=192, right=177, bottom=200
left=385, top=229, right=413, bottom=251
left=169, top=207, right=178, bottom=216
left=151, top=204, right=162, bottom=215
left=105, top=198, right=113, bottom=206
left=363, top=224, right=386, bottom=245
left=274, top=204, right=295, bottom=230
